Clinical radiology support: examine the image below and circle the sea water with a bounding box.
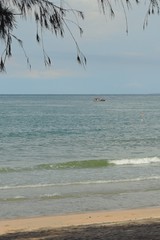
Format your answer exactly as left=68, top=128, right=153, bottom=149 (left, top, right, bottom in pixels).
left=0, top=94, right=160, bottom=219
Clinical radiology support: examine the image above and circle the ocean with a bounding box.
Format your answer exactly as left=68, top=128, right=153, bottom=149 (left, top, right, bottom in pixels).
left=0, top=94, right=160, bottom=219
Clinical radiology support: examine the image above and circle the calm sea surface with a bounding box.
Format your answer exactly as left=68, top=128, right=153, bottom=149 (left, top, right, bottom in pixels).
left=0, top=94, right=160, bottom=219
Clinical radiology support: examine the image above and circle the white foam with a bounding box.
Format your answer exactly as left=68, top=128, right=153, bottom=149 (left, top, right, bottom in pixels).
left=110, top=157, right=160, bottom=166
left=1, top=175, right=160, bottom=190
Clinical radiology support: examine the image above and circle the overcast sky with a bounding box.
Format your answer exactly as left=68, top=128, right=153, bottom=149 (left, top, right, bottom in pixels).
left=1, top=0, right=160, bottom=94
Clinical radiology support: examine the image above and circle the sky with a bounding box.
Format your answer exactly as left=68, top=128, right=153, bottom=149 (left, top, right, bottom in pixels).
left=1, top=0, right=160, bottom=94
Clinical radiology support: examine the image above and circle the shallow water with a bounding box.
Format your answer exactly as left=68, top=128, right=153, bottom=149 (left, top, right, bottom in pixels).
left=0, top=94, right=160, bottom=219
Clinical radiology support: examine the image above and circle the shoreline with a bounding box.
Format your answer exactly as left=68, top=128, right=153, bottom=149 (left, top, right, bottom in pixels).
left=1, top=207, right=160, bottom=235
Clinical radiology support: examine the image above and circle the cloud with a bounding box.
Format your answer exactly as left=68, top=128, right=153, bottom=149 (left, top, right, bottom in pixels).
left=24, top=69, right=74, bottom=79
left=64, top=0, right=127, bottom=41
left=7, top=67, right=74, bottom=80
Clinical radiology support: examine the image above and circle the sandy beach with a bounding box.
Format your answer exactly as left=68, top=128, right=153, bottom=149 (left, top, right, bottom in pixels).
left=0, top=207, right=160, bottom=239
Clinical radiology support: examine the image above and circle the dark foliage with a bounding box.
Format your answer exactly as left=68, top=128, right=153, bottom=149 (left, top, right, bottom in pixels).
left=0, top=0, right=85, bottom=72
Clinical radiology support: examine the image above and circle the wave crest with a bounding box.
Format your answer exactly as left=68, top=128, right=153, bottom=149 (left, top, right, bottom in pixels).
left=0, top=157, right=160, bottom=174
left=110, top=157, right=160, bottom=166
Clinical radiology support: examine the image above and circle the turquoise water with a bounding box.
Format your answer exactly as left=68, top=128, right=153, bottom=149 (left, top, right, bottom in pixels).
left=0, top=94, right=160, bottom=219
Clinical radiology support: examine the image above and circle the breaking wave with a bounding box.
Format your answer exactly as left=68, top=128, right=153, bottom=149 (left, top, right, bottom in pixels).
left=110, top=157, right=160, bottom=166
left=1, top=175, right=160, bottom=190
left=0, top=157, right=160, bottom=174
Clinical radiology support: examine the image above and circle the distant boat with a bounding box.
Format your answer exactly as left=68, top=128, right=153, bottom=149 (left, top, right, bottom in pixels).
left=94, top=97, right=106, bottom=102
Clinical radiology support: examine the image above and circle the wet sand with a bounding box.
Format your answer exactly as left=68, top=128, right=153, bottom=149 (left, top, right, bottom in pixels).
left=0, top=208, right=160, bottom=239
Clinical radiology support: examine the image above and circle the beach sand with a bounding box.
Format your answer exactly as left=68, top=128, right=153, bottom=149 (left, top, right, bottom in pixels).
left=0, top=207, right=160, bottom=239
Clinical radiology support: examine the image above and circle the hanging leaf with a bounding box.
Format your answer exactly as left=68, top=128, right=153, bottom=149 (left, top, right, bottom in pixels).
left=48, top=57, right=51, bottom=65
left=77, top=55, right=81, bottom=64
left=0, top=58, right=5, bottom=72
left=36, top=33, right=40, bottom=42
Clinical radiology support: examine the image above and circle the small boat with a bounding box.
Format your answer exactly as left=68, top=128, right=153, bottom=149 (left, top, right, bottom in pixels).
left=94, top=97, right=106, bottom=102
